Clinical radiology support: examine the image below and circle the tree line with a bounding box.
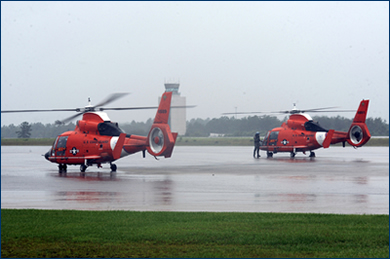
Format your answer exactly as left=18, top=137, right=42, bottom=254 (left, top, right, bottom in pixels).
left=1, top=115, right=388, bottom=139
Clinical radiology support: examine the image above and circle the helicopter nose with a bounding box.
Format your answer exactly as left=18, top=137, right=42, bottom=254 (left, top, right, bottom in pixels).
left=44, top=150, right=50, bottom=161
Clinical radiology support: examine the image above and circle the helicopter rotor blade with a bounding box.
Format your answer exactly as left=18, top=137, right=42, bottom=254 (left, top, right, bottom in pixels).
left=93, top=93, right=130, bottom=108
left=270, top=106, right=342, bottom=114
left=101, top=106, right=158, bottom=111
left=101, top=105, right=196, bottom=111
left=171, top=105, right=197, bottom=109
left=222, top=111, right=270, bottom=115
left=2, top=92, right=194, bottom=124
left=58, top=112, right=84, bottom=125
left=1, top=108, right=77, bottom=113
left=223, top=106, right=355, bottom=116
left=300, top=106, right=340, bottom=112
left=304, top=109, right=355, bottom=113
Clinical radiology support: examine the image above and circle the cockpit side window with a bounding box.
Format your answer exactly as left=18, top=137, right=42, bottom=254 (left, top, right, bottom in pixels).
left=262, top=131, right=270, bottom=146
left=269, top=131, right=279, bottom=146
left=304, top=121, right=328, bottom=132
left=51, top=137, right=59, bottom=156
left=98, top=122, right=124, bottom=136
left=269, top=131, right=279, bottom=140
left=55, top=136, right=68, bottom=156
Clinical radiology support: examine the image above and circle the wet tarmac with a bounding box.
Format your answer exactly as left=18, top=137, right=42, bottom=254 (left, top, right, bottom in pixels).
left=1, top=146, right=388, bottom=214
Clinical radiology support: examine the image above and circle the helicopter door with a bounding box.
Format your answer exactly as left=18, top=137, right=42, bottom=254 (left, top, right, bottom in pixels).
left=269, top=131, right=279, bottom=146
left=53, top=136, right=68, bottom=157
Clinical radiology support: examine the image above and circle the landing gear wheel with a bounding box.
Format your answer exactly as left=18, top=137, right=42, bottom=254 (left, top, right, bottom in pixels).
left=309, top=151, right=316, bottom=158
left=58, top=164, right=67, bottom=172
left=80, top=164, right=87, bottom=172
left=290, top=152, right=296, bottom=158
left=110, top=163, right=117, bottom=172
left=267, top=152, right=273, bottom=158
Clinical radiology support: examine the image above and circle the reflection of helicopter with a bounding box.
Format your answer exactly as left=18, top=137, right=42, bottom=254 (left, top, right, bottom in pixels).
left=2, top=91, right=183, bottom=172
left=225, top=100, right=371, bottom=158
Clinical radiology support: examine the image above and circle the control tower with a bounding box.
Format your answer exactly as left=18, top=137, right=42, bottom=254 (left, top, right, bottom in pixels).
left=160, top=82, right=187, bottom=135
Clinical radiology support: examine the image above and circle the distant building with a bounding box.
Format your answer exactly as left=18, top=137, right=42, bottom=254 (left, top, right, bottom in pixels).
left=159, top=82, right=187, bottom=135
left=209, top=133, right=225, bottom=137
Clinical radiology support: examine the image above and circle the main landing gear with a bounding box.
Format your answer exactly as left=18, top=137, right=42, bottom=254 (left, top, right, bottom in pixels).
left=57, top=163, right=118, bottom=173
left=265, top=151, right=316, bottom=158
left=110, top=163, right=117, bottom=172
left=80, top=164, right=87, bottom=172
left=290, top=151, right=315, bottom=158
left=79, top=163, right=117, bottom=173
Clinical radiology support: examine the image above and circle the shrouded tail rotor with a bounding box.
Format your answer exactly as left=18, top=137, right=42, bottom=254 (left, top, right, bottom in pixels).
left=146, top=124, right=177, bottom=158
left=349, top=125, right=363, bottom=145
left=149, top=127, right=165, bottom=154
left=346, top=100, right=371, bottom=147
left=347, top=124, right=370, bottom=147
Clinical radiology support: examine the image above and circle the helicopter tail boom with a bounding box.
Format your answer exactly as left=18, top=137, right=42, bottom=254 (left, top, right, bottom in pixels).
left=146, top=91, right=178, bottom=158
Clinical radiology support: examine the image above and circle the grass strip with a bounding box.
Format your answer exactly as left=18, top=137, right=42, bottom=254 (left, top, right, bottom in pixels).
left=1, top=209, right=388, bottom=258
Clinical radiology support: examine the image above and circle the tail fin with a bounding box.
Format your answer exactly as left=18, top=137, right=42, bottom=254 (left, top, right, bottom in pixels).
left=347, top=100, right=371, bottom=147
left=352, top=99, right=369, bottom=124
left=153, top=91, right=172, bottom=124
left=146, top=91, right=178, bottom=158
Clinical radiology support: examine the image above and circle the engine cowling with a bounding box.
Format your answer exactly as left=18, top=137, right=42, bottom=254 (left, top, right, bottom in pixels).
left=146, top=124, right=177, bottom=157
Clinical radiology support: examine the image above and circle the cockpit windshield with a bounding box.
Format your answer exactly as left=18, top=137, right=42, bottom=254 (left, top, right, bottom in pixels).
left=98, top=122, right=125, bottom=136
left=304, top=121, right=328, bottom=132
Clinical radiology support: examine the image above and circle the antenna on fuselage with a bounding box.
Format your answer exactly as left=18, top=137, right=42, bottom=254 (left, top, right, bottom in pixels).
left=84, top=97, right=94, bottom=112
left=292, top=103, right=297, bottom=112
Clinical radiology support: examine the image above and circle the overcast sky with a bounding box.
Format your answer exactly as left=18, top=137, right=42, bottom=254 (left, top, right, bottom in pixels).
left=1, top=1, right=389, bottom=127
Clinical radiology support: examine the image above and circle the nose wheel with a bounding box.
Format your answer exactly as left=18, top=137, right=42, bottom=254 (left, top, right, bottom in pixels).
left=58, top=164, right=67, bottom=172
left=80, top=164, right=88, bottom=172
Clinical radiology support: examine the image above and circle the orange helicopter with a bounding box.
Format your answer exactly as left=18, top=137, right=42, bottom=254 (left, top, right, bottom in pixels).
left=226, top=100, right=371, bottom=158
left=2, top=91, right=183, bottom=172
